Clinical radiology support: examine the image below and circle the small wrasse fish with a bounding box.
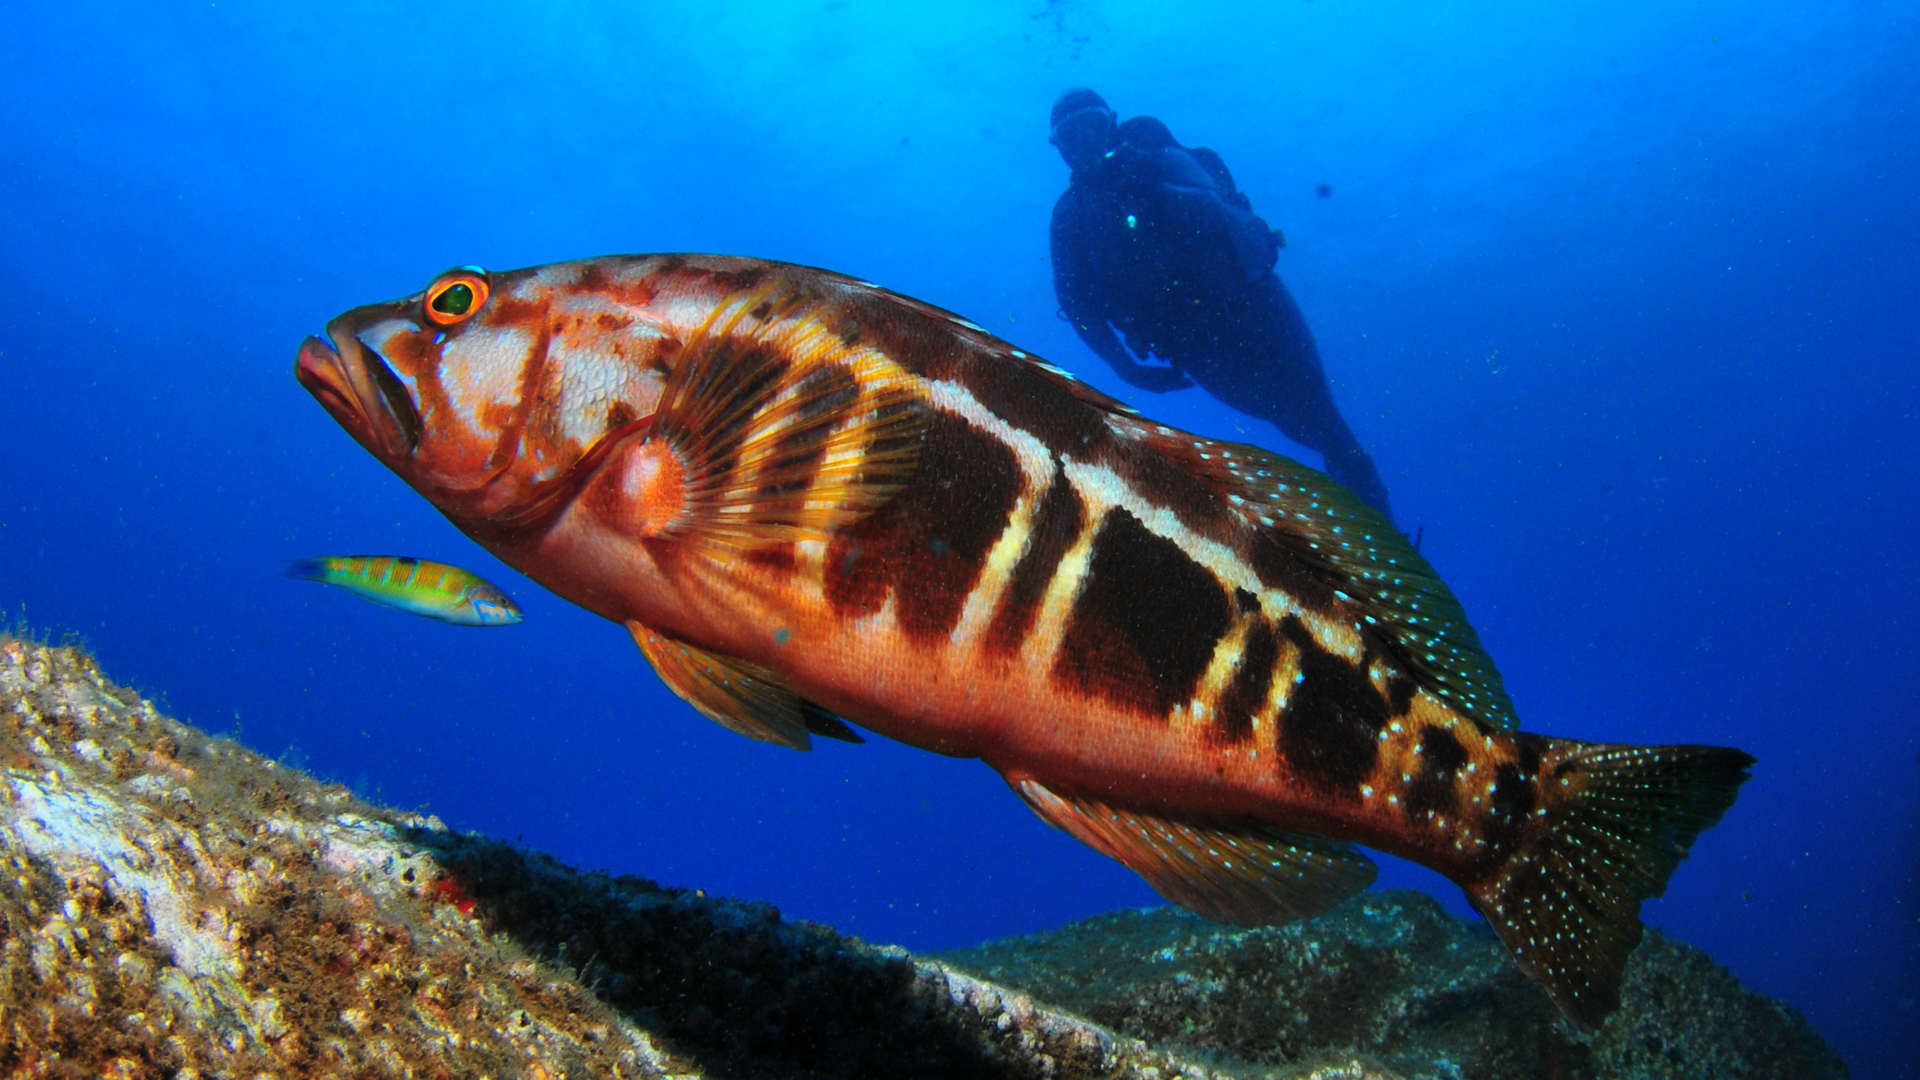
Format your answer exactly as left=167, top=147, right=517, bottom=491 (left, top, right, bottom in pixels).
left=295, top=255, right=1752, bottom=1030
left=285, top=556, right=522, bottom=626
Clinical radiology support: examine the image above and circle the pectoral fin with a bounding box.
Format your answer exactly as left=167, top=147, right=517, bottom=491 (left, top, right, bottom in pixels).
left=627, top=621, right=860, bottom=750
left=643, top=283, right=929, bottom=553
left=799, top=702, right=866, bottom=744
left=1011, top=777, right=1377, bottom=927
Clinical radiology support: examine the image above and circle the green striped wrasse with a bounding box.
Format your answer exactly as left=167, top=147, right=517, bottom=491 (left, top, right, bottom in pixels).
left=285, top=556, right=522, bottom=627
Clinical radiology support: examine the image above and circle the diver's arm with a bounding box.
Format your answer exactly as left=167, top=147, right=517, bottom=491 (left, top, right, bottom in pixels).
left=1052, top=190, right=1194, bottom=393
left=1080, top=321, right=1197, bottom=392
left=1057, top=280, right=1195, bottom=392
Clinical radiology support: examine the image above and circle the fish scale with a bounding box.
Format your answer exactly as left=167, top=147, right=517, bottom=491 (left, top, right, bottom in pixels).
left=296, top=252, right=1753, bottom=1032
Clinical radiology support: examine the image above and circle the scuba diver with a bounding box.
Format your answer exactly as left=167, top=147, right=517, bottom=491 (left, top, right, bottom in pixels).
left=1047, top=88, right=1395, bottom=523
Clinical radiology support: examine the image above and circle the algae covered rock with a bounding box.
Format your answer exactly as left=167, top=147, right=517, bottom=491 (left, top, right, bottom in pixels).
left=0, top=637, right=692, bottom=1078
left=0, top=636, right=1236, bottom=1080
left=940, top=896, right=1847, bottom=1080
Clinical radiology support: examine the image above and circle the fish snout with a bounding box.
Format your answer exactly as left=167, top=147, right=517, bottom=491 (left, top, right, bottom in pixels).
left=295, top=321, right=421, bottom=460
left=296, top=334, right=372, bottom=444
left=468, top=586, right=525, bottom=626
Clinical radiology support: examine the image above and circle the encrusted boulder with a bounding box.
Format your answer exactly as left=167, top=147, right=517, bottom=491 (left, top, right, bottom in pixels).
left=0, top=636, right=1303, bottom=1080
left=940, top=896, right=1847, bottom=1079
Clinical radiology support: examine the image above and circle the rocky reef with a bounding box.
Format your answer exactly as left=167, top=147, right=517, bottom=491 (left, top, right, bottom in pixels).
left=940, top=899, right=1846, bottom=1080
left=0, top=635, right=1845, bottom=1079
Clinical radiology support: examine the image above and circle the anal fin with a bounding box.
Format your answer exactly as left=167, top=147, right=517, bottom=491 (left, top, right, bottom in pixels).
left=628, top=621, right=859, bottom=751
left=1011, top=778, right=1377, bottom=927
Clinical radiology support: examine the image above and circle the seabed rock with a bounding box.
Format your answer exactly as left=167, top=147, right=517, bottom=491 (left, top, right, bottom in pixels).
left=940, top=900, right=1847, bottom=1080
left=0, top=637, right=1845, bottom=1080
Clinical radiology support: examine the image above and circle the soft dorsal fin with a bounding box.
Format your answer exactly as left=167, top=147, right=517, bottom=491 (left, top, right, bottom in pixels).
left=645, top=283, right=930, bottom=552
left=1011, top=777, right=1377, bottom=927
left=1127, top=422, right=1518, bottom=732
left=626, top=621, right=861, bottom=750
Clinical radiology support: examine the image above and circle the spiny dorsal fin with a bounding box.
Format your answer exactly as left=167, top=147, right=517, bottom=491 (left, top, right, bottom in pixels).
left=627, top=621, right=860, bottom=750
left=1000, top=346, right=1143, bottom=417
left=1466, top=740, right=1754, bottom=1031
left=832, top=274, right=1143, bottom=419
left=1128, top=422, right=1517, bottom=732
left=647, top=283, right=929, bottom=552
left=1011, top=777, right=1377, bottom=927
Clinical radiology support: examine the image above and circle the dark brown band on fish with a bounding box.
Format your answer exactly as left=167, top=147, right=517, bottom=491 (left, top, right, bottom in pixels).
left=743, top=543, right=797, bottom=580
left=825, top=411, right=1022, bottom=641
left=571, top=259, right=663, bottom=309
left=1245, top=529, right=1340, bottom=613
left=1052, top=508, right=1231, bottom=718
left=956, top=352, right=1114, bottom=456
left=1404, top=725, right=1470, bottom=821
left=1474, top=733, right=1551, bottom=854
left=712, top=266, right=771, bottom=293
left=833, top=283, right=975, bottom=384
left=1275, top=616, right=1388, bottom=798
left=1385, top=671, right=1418, bottom=717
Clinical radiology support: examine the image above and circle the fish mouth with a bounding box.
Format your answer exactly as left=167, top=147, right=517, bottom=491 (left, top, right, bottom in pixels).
left=295, top=324, right=422, bottom=460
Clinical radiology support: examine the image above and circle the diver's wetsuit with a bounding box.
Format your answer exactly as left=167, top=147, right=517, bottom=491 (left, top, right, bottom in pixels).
left=1049, top=92, right=1393, bottom=522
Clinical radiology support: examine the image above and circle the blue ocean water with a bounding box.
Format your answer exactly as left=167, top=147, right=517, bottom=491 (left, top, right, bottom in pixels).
left=3, top=0, right=1915, bottom=1072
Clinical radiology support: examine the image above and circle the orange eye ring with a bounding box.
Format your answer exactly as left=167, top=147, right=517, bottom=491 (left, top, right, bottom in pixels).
left=424, top=267, right=490, bottom=326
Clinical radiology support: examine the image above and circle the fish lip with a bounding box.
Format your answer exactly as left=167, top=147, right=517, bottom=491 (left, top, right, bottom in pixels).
left=295, top=323, right=415, bottom=460
left=296, top=333, right=374, bottom=447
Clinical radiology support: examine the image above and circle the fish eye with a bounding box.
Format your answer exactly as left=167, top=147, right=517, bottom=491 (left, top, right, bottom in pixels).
left=425, top=267, right=490, bottom=326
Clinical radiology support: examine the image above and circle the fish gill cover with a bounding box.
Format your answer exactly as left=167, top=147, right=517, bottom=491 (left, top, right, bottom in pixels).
left=1, top=0, right=1916, bottom=1074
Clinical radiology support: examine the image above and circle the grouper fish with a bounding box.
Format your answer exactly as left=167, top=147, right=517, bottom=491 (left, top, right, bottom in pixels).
left=294, top=255, right=1753, bottom=1030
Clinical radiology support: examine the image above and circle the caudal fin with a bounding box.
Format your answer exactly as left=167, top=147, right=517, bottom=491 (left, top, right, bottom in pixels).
left=1466, top=741, right=1754, bottom=1032
left=281, top=557, right=330, bottom=581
